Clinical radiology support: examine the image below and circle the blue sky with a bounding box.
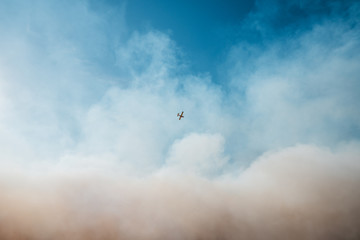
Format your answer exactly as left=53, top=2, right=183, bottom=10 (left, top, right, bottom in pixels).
left=122, top=0, right=254, bottom=76
left=0, top=1, right=360, bottom=238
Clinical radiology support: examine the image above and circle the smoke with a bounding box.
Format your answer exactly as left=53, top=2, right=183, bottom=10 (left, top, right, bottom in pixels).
left=0, top=144, right=359, bottom=240
left=1, top=0, right=360, bottom=239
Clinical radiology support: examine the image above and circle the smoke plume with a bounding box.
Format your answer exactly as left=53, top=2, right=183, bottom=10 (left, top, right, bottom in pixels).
left=1, top=144, right=359, bottom=240
left=1, top=1, right=360, bottom=239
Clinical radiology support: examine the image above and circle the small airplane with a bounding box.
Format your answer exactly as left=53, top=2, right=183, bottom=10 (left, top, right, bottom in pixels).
left=177, top=111, right=184, bottom=120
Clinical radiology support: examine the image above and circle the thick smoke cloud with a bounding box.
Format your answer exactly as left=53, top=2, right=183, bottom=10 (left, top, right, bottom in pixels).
left=1, top=144, right=359, bottom=239
left=0, top=0, right=360, bottom=239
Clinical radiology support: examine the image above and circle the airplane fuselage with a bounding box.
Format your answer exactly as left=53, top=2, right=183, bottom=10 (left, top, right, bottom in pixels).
left=177, top=111, right=184, bottom=120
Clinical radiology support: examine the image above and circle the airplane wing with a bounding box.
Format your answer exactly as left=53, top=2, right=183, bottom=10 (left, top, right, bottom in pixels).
left=177, top=111, right=184, bottom=120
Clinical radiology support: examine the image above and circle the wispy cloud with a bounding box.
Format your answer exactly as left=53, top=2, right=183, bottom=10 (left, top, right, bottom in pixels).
left=225, top=1, right=360, bottom=160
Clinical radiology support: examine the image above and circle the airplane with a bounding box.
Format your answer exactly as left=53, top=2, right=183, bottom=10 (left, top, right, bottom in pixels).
left=177, top=111, right=184, bottom=120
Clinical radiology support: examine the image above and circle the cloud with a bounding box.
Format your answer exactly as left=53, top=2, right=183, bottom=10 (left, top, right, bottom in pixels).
left=0, top=0, right=119, bottom=162
left=224, top=2, right=360, bottom=159
left=115, top=31, right=180, bottom=88
left=165, top=133, right=229, bottom=176
left=0, top=144, right=359, bottom=239
left=0, top=0, right=360, bottom=239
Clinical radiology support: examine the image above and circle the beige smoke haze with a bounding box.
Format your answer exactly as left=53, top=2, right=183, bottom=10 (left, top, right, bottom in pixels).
left=1, top=143, right=359, bottom=240
left=0, top=2, right=360, bottom=240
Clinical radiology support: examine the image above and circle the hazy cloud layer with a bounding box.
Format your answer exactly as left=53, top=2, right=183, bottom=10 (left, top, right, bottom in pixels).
left=1, top=144, right=359, bottom=239
left=0, top=0, right=359, bottom=239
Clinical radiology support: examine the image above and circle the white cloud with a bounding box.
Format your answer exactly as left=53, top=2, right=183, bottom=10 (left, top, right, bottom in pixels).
left=116, top=31, right=179, bottom=89
left=225, top=16, right=360, bottom=158
left=165, top=133, right=229, bottom=176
